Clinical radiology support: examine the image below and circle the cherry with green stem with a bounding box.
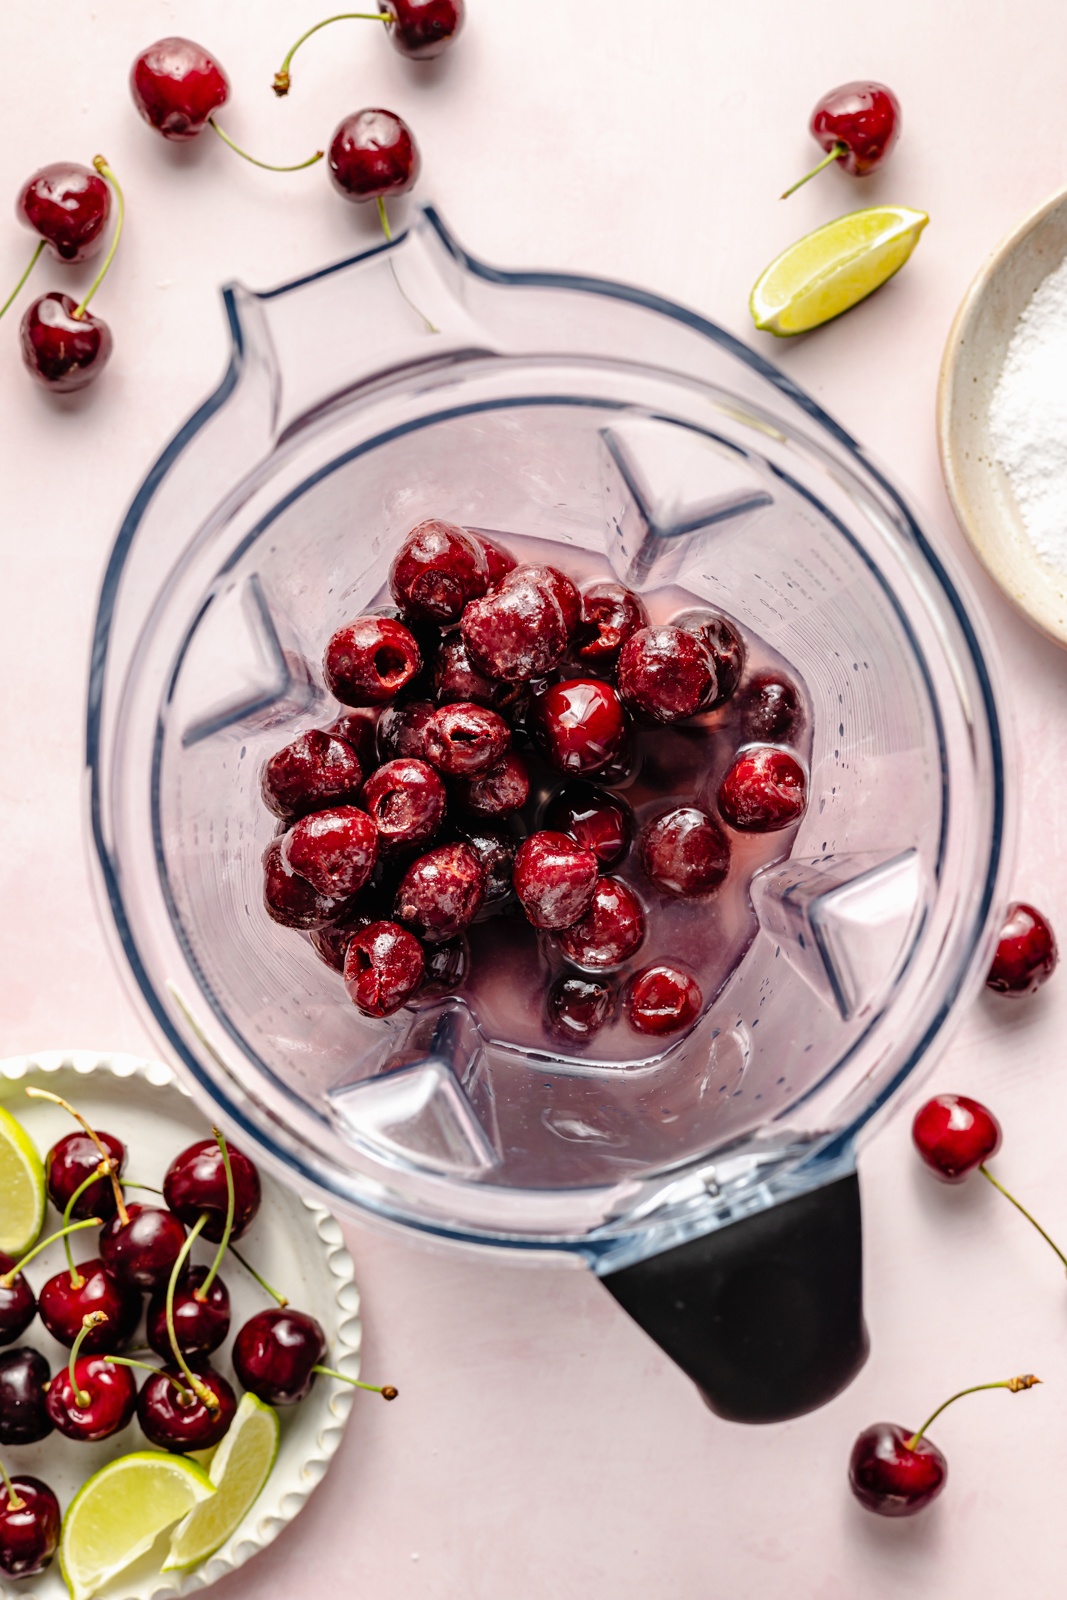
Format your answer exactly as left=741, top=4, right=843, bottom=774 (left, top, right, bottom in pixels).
left=0, top=1219, right=100, bottom=1346
left=29, top=1085, right=126, bottom=1220
left=104, top=1355, right=194, bottom=1404
left=273, top=0, right=465, bottom=92
left=0, top=1218, right=101, bottom=1293
left=45, top=1313, right=138, bottom=1443
left=163, top=1214, right=219, bottom=1413
left=0, top=1455, right=60, bottom=1578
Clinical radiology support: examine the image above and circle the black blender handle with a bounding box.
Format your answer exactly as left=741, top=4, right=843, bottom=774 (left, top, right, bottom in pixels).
left=601, top=1171, right=868, bottom=1423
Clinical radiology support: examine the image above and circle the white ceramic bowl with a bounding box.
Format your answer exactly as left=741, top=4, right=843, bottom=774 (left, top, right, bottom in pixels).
left=0, top=1051, right=362, bottom=1600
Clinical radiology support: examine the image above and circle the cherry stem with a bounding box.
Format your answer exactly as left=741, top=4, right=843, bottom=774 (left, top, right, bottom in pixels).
left=312, top=1364, right=398, bottom=1400
left=26, top=1086, right=128, bottom=1225
left=273, top=11, right=390, bottom=95
left=229, top=1246, right=288, bottom=1308
left=978, top=1164, right=1067, bottom=1272
left=780, top=142, right=848, bottom=200
left=377, top=198, right=439, bottom=335
left=0, top=1218, right=101, bottom=1288
left=165, top=1212, right=218, bottom=1412
left=62, top=1166, right=114, bottom=1281
left=209, top=119, right=324, bottom=173
left=73, top=156, right=123, bottom=320
left=0, top=1457, right=24, bottom=1512
left=906, top=1374, right=1040, bottom=1450
left=69, top=1312, right=108, bottom=1409
left=0, top=238, right=44, bottom=322
left=104, top=1356, right=194, bottom=1404
left=121, top=1181, right=162, bottom=1194
left=196, top=1129, right=235, bottom=1302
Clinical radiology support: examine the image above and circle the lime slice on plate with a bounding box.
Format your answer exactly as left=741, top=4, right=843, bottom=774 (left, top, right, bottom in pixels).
left=163, top=1393, right=280, bottom=1572
left=0, top=1103, right=45, bottom=1256
left=59, top=1451, right=215, bottom=1600
left=750, top=205, right=929, bottom=336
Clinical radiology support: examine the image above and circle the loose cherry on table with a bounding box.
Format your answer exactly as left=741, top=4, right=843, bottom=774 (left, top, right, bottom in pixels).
left=0, top=159, right=114, bottom=357
left=0, top=1465, right=60, bottom=1579
left=985, top=902, right=1058, bottom=996
left=273, top=0, right=466, bottom=97
left=233, top=1307, right=397, bottom=1407
left=781, top=81, right=901, bottom=199
left=137, top=1363, right=237, bottom=1453
left=0, top=1350, right=53, bottom=1446
left=849, top=1374, right=1039, bottom=1517
left=327, top=109, right=421, bottom=233
left=45, top=1313, right=138, bottom=1442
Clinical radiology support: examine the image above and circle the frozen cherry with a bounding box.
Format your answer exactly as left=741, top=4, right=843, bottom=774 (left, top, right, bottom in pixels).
left=164, top=1138, right=261, bottom=1242
left=545, top=783, right=632, bottom=868
left=472, top=533, right=516, bottom=587
left=138, top=1364, right=237, bottom=1453
left=784, top=81, right=901, bottom=198
left=0, top=1472, right=60, bottom=1578
left=38, top=1261, right=139, bottom=1352
left=263, top=838, right=338, bottom=929
left=0, top=1261, right=34, bottom=1348
left=617, top=626, right=716, bottom=723
left=461, top=572, right=567, bottom=681
left=324, top=616, right=422, bottom=707
left=46, top=1349, right=137, bottom=1443
left=18, top=163, right=111, bottom=262
left=739, top=674, right=802, bottom=743
left=283, top=806, right=378, bottom=899
left=718, top=747, right=807, bottom=832
left=46, top=1129, right=126, bottom=1221
left=424, top=702, right=510, bottom=777
left=327, top=708, right=380, bottom=770
left=383, top=0, right=466, bottom=57
left=376, top=699, right=435, bottom=763
left=310, top=904, right=377, bottom=972
left=532, top=679, right=627, bottom=776
left=911, top=1095, right=1001, bottom=1182
left=233, top=1308, right=327, bottom=1406
left=519, top=564, right=581, bottom=637
left=344, top=920, right=425, bottom=1017
left=627, top=964, right=702, bottom=1035
left=394, top=843, right=486, bottom=941
left=99, top=1204, right=186, bottom=1292
left=362, top=758, right=447, bottom=854
left=20, top=292, right=112, bottom=392
left=432, top=635, right=496, bottom=706
left=0, top=1350, right=52, bottom=1446
left=261, top=730, right=363, bottom=820
left=147, top=1265, right=230, bottom=1359
left=512, top=832, right=598, bottom=931
left=546, top=975, right=614, bottom=1044
left=555, top=878, right=645, bottom=970
left=459, top=826, right=516, bottom=904
left=420, top=936, right=470, bottom=996
left=986, top=903, right=1058, bottom=996
left=389, top=520, right=488, bottom=624
left=575, top=581, right=649, bottom=665
left=454, top=752, right=530, bottom=818
left=675, top=610, right=745, bottom=707
left=329, top=109, right=421, bottom=202
left=641, top=807, right=730, bottom=898
left=130, top=37, right=230, bottom=141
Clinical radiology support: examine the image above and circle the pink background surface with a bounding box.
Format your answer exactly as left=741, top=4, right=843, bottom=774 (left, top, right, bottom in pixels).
left=3, top=1, right=1067, bottom=1593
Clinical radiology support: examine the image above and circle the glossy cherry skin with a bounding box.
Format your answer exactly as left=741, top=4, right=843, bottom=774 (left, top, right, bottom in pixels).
left=310, top=904, right=376, bottom=973
left=674, top=610, right=745, bottom=708
left=362, top=757, right=447, bottom=853
left=532, top=679, right=627, bottom=776
left=233, top=1308, right=327, bottom=1406
left=617, top=626, right=716, bottom=723
left=911, top=1094, right=1002, bottom=1182
left=461, top=572, right=568, bottom=681
left=99, top=1204, right=187, bottom=1291
left=147, top=1265, right=231, bottom=1359
left=0, top=1350, right=53, bottom=1445
left=0, top=1258, right=36, bottom=1347
left=739, top=673, right=802, bottom=743
left=324, top=616, right=422, bottom=706
left=376, top=698, right=435, bottom=763
left=454, top=751, right=530, bottom=818
left=641, top=807, right=730, bottom=898
left=810, top=81, right=901, bottom=177
left=328, top=109, right=421, bottom=202
left=46, top=1129, right=126, bottom=1221
left=472, top=533, right=516, bottom=588
left=283, top=806, right=379, bottom=900
left=986, top=903, right=1058, bottom=996
left=848, top=1422, right=945, bottom=1516
left=46, top=1354, right=137, bottom=1442
left=395, top=842, right=486, bottom=941
left=424, top=702, right=511, bottom=778
left=327, top=708, right=381, bottom=772
left=546, top=975, right=614, bottom=1045
left=130, top=37, right=230, bottom=141
left=555, top=878, right=646, bottom=971
left=458, top=826, right=516, bottom=905
left=163, top=1138, right=261, bottom=1243
left=137, top=1364, right=237, bottom=1453
left=545, top=783, right=632, bottom=868
left=513, top=832, right=598, bottom=931
left=344, top=920, right=426, bottom=1016
left=718, top=747, right=807, bottom=832
left=519, top=565, right=582, bottom=638
left=420, top=935, right=470, bottom=996
left=263, top=838, right=339, bottom=930
left=0, top=1475, right=60, bottom=1578
left=575, top=581, right=649, bottom=666
left=627, top=964, right=702, bottom=1035
left=38, top=1261, right=140, bottom=1352
left=389, top=520, right=488, bottom=624
left=382, top=0, right=465, bottom=58
left=18, top=163, right=111, bottom=263
left=20, top=293, right=112, bottom=392
left=261, top=730, right=363, bottom=820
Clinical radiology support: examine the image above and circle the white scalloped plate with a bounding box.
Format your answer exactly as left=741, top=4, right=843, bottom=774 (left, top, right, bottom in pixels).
left=0, top=1052, right=362, bottom=1600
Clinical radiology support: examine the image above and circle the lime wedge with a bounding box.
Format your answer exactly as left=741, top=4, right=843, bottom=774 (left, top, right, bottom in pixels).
left=0, top=1103, right=45, bottom=1256
left=59, top=1451, right=215, bottom=1600
left=750, top=205, right=929, bottom=336
left=163, top=1393, right=280, bottom=1572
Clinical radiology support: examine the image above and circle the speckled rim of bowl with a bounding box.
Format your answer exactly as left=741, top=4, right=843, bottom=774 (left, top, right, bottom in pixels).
left=938, top=184, right=1067, bottom=649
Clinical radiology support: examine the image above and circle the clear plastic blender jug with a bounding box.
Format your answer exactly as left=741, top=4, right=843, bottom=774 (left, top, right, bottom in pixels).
left=88, top=207, right=1008, bottom=1422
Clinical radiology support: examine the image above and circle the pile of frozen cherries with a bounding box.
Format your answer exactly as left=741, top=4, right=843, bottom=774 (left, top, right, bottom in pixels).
left=260, top=521, right=809, bottom=1042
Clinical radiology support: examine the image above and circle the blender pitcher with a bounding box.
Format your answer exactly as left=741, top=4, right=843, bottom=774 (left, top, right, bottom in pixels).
left=88, top=206, right=1008, bottom=1423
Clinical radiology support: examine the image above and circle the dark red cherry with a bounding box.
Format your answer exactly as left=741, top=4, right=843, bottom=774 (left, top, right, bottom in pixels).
left=344, top=920, right=425, bottom=1017
left=327, top=708, right=380, bottom=771
left=263, top=838, right=339, bottom=929
left=532, top=679, right=627, bottom=776
left=394, top=842, right=486, bottom=941
left=424, top=702, right=510, bottom=777
left=20, top=293, right=112, bottom=392
left=739, top=673, right=802, bottom=743
left=810, top=81, right=900, bottom=177
left=324, top=616, right=422, bottom=707
left=46, top=1129, right=126, bottom=1221
left=986, top=903, right=1058, bottom=996
left=137, top=1364, right=237, bottom=1453
left=512, top=832, right=598, bottom=931
left=640, top=807, right=730, bottom=897
left=458, top=826, right=517, bottom=904
left=18, top=164, right=111, bottom=263
left=328, top=109, right=421, bottom=202
left=461, top=573, right=568, bottom=681
left=283, top=806, right=378, bottom=899
left=911, top=1094, right=1001, bottom=1183
left=431, top=634, right=497, bottom=708
left=233, top=1308, right=327, bottom=1406
left=376, top=698, right=435, bottom=763
left=627, top=964, right=702, bottom=1035
left=146, top=1265, right=230, bottom=1359
left=163, top=1138, right=261, bottom=1243
left=848, top=1422, right=945, bottom=1516
left=261, top=730, right=363, bottom=820
left=362, top=758, right=447, bottom=853
left=130, top=37, right=230, bottom=141
left=382, top=0, right=466, bottom=58
left=389, top=520, right=488, bottom=624
left=471, top=533, right=516, bottom=588
left=555, top=878, right=645, bottom=970
left=453, top=751, right=530, bottom=818
left=546, top=975, right=614, bottom=1045
left=309, top=904, right=376, bottom=972
left=0, top=1350, right=53, bottom=1446
left=674, top=609, right=745, bottom=707
left=420, top=935, right=470, bottom=996
left=46, top=1354, right=137, bottom=1442
left=518, top=565, right=581, bottom=637
left=0, top=1259, right=35, bottom=1348
left=617, top=626, right=716, bottom=723
left=0, top=1474, right=60, bottom=1578
left=99, top=1204, right=186, bottom=1292
left=545, top=782, right=632, bottom=868
left=37, top=1261, right=140, bottom=1351
left=575, top=581, right=649, bottom=665
left=718, top=747, right=807, bottom=832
